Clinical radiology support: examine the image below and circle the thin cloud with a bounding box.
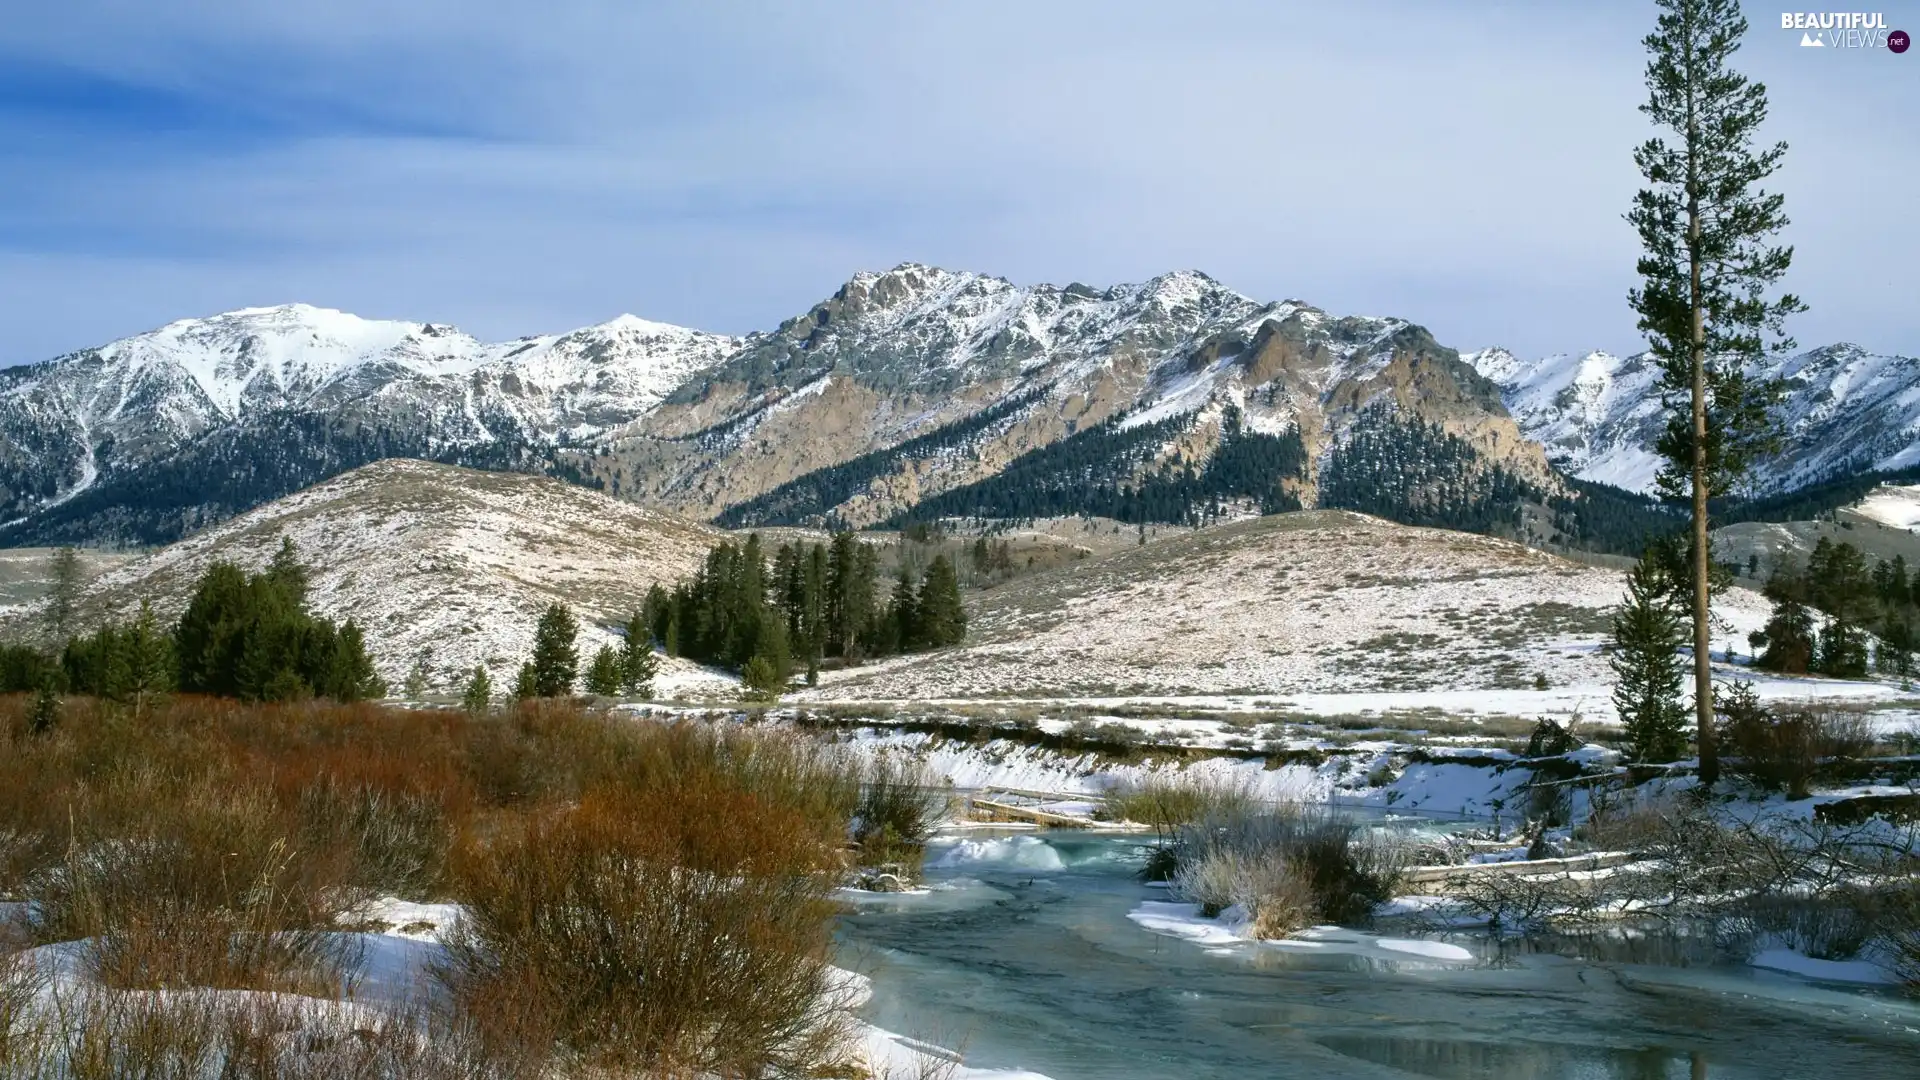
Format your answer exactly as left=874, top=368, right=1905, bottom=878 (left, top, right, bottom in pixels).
left=0, top=1, right=1912, bottom=366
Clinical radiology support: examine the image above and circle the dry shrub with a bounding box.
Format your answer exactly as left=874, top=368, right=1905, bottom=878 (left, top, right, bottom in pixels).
left=1886, top=886, right=1920, bottom=992
left=1173, top=846, right=1316, bottom=937
left=298, top=777, right=454, bottom=898
left=30, top=987, right=522, bottom=1080
left=1, top=948, right=51, bottom=1073
left=0, top=696, right=871, bottom=1073
left=1105, top=774, right=1257, bottom=841
left=1718, top=688, right=1873, bottom=799
left=442, top=779, right=853, bottom=1077
left=1170, top=810, right=1406, bottom=934
left=29, top=784, right=351, bottom=994
left=1448, top=867, right=1601, bottom=929
left=853, top=754, right=946, bottom=875
left=1734, top=890, right=1877, bottom=961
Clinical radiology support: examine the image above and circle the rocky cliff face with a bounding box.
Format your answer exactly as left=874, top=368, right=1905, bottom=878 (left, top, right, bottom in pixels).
left=594, top=264, right=1551, bottom=526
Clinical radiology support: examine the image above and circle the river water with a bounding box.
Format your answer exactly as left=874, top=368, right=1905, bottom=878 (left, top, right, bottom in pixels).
left=835, top=829, right=1920, bottom=1080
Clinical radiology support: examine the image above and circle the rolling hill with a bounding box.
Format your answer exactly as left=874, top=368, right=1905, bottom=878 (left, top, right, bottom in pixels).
left=7, top=458, right=732, bottom=695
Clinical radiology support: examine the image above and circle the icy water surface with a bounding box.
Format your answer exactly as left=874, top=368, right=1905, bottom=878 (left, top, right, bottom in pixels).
left=835, top=829, right=1920, bottom=1080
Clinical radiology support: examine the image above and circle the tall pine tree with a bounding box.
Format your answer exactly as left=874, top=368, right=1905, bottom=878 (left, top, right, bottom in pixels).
left=44, top=546, right=81, bottom=641
left=123, top=600, right=173, bottom=716
left=1628, top=0, right=1801, bottom=785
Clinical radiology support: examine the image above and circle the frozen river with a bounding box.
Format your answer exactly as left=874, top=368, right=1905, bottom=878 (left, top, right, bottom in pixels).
left=837, top=829, right=1920, bottom=1080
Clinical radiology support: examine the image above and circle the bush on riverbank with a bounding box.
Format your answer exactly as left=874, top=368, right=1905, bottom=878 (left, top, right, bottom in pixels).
left=0, top=693, right=872, bottom=1074
left=853, top=753, right=947, bottom=881
left=1105, top=774, right=1256, bottom=843
left=1169, top=809, right=1408, bottom=937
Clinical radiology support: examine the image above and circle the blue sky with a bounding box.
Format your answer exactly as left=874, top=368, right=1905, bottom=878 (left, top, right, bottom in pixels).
left=1, top=1, right=1913, bottom=365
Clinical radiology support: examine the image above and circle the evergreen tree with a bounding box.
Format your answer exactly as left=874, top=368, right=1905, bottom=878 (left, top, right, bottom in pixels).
left=1876, top=617, right=1916, bottom=678
left=63, top=622, right=129, bottom=701
left=1816, top=619, right=1869, bottom=678
left=174, top=561, right=252, bottom=696
left=1628, top=0, right=1802, bottom=786
left=44, top=545, right=81, bottom=640
left=168, top=545, right=381, bottom=703
left=880, top=568, right=919, bottom=653
left=513, top=662, right=538, bottom=702
left=1875, top=554, right=1911, bottom=608
left=619, top=611, right=658, bottom=697
left=462, top=664, right=492, bottom=714
left=741, top=655, right=782, bottom=700
left=1753, top=580, right=1816, bottom=675
left=266, top=535, right=309, bottom=606
left=750, top=616, right=791, bottom=689
left=122, top=600, right=173, bottom=716
left=827, top=532, right=879, bottom=660
left=802, top=543, right=828, bottom=670
left=642, top=584, right=670, bottom=646
left=28, top=682, right=60, bottom=736
left=1610, top=551, right=1689, bottom=763
left=585, top=644, right=625, bottom=696
left=527, top=603, right=579, bottom=698
left=403, top=658, right=431, bottom=700
left=0, top=646, right=60, bottom=695
left=326, top=618, right=385, bottom=701
left=916, top=554, right=967, bottom=648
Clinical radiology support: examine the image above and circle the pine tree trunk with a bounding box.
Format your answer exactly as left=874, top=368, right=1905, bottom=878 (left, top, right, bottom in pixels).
left=1686, top=101, right=1719, bottom=788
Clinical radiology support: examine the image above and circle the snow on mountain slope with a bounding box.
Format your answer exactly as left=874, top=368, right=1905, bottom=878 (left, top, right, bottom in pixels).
left=0, top=304, right=736, bottom=530
left=105, top=304, right=485, bottom=416
left=16, top=458, right=733, bottom=695
left=1848, top=484, right=1920, bottom=531
left=611, top=263, right=1543, bottom=524
left=1469, top=343, right=1920, bottom=495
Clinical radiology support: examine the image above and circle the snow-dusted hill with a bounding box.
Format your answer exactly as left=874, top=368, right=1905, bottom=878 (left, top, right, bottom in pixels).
left=10, top=458, right=734, bottom=695
left=1468, top=344, right=1920, bottom=495
left=1848, top=484, right=1920, bottom=532
left=797, top=510, right=1779, bottom=714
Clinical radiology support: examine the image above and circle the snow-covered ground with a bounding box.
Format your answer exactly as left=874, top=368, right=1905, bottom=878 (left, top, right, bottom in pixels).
left=1851, top=484, right=1920, bottom=532
left=796, top=510, right=1829, bottom=721
left=6, top=895, right=1031, bottom=1080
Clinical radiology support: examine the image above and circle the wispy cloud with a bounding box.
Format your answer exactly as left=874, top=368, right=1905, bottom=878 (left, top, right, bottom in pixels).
left=1, top=1, right=1913, bottom=365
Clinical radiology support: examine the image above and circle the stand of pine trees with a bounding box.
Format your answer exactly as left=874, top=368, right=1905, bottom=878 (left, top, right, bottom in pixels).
left=0, top=537, right=385, bottom=705
left=889, top=406, right=1306, bottom=529
left=644, top=532, right=966, bottom=690
left=1751, top=537, right=1917, bottom=678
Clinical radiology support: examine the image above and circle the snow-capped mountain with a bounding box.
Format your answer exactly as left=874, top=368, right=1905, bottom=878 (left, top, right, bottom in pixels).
left=1468, top=343, right=1920, bottom=495
left=0, top=267, right=1564, bottom=545
left=607, top=263, right=1545, bottom=526
left=0, top=304, right=735, bottom=541
left=19, top=263, right=1909, bottom=550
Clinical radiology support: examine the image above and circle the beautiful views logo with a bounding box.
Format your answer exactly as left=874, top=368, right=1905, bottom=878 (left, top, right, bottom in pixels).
left=1781, top=11, right=1908, bottom=50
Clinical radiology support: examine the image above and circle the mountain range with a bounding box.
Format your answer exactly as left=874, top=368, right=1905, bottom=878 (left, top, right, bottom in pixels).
left=1, top=264, right=1911, bottom=549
